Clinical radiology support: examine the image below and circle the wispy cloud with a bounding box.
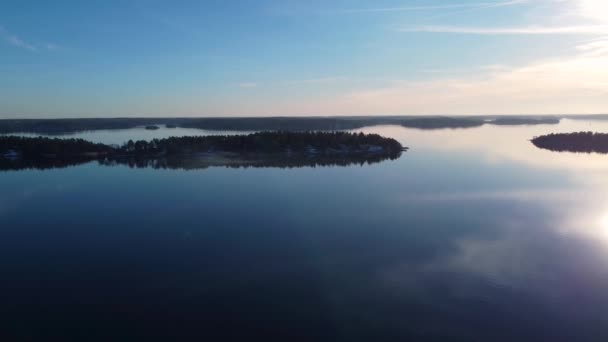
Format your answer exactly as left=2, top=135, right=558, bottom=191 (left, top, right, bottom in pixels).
left=237, top=82, right=259, bottom=88
left=252, top=37, right=608, bottom=116
left=576, top=37, right=608, bottom=57
left=334, top=0, right=527, bottom=13
left=419, top=65, right=510, bottom=75
left=0, top=26, right=37, bottom=51
left=44, top=43, right=59, bottom=51
left=0, top=25, right=59, bottom=52
left=283, top=77, right=347, bottom=85
left=400, top=25, right=608, bottom=35
left=237, top=77, right=347, bottom=88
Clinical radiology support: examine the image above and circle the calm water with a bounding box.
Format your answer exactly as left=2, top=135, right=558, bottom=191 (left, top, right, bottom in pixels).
left=8, top=126, right=254, bottom=146
left=3, top=119, right=608, bottom=340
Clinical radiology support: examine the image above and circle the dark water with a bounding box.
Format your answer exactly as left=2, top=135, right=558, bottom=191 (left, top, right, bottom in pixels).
left=3, top=120, right=608, bottom=341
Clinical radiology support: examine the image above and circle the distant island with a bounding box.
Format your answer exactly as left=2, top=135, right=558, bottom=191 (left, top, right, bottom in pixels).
left=491, top=117, right=561, bottom=126
left=0, top=132, right=405, bottom=171
left=531, top=132, right=608, bottom=153
left=399, top=117, right=484, bottom=129
left=0, top=116, right=561, bottom=135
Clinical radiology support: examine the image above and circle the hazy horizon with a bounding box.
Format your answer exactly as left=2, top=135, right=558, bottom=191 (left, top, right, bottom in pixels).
left=2, top=114, right=607, bottom=121
left=1, top=0, right=607, bottom=118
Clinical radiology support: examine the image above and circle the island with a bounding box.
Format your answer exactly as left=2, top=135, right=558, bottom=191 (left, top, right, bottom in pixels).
left=531, top=132, right=608, bottom=153
left=491, top=117, right=560, bottom=126
left=0, top=131, right=405, bottom=171
left=399, top=117, right=484, bottom=129
left=145, top=125, right=160, bottom=130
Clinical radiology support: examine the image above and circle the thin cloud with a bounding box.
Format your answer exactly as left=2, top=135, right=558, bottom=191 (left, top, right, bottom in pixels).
left=0, top=26, right=37, bottom=51
left=419, top=65, right=509, bottom=74
left=257, top=39, right=608, bottom=116
left=237, top=78, right=346, bottom=88
left=283, top=77, right=347, bottom=85
left=44, top=43, right=59, bottom=51
left=0, top=26, right=59, bottom=52
left=237, top=82, right=259, bottom=88
left=576, top=37, right=608, bottom=57
left=400, top=25, right=608, bottom=35
left=335, top=0, right=527, bottom=13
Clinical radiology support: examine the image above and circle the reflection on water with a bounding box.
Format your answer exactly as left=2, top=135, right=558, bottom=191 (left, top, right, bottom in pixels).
left=101, top=153, right=401, bottom=170
left=354, top=119, right=608, bottom=172
left=0, top=153, right=401, bottom=171
left=2, top=119, right=608, bottom=340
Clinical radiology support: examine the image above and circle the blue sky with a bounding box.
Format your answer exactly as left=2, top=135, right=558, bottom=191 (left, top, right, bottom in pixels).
left=1, top=0, right=607, bottom=118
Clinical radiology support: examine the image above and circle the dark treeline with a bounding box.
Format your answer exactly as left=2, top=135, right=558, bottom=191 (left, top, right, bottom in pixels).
left=492, top=117, right=561, bottom=125
left=0, top=136, right=113, bottom=171
left=399, top=117, right=483, bottom=129
left=0, top=116, right=561, bottom=135
left=0, top=136, right=113, bottom=156
left=0, top=132, right=404, bottom=171
left=0, top=157, right=94, bottom=171
left=531, top=132, right=608, bottom=153
left=565, top=114, right=608, bottom=121
left=114, top=131, right=403, bottom=156
left=0, top=118, right=159, bottom=135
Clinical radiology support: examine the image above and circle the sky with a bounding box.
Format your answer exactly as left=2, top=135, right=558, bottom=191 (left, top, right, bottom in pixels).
left=0, top=0, right=607, bottom=118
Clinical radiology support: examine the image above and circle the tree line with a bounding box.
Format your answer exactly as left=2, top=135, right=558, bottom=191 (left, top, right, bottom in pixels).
left=531, top=132, right=608, bottom=153
left=0, top=116, right=561, bottom=135
left=116, top=131, right=403, bottom=156
left=0, top=132, right=405, bottom=171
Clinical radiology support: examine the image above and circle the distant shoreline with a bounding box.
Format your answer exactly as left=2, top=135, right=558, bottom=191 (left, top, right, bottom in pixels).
left=0, top=116, right=562, bottom=135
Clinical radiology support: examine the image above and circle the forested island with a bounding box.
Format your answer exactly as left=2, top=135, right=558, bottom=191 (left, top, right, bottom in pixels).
left=0, top=116, right=561, bottom=135
left=531, top=132, right=608, bottom=153
left=491, top=117, right=561, bottom=126
left=0, top=132, right=404, bottom=171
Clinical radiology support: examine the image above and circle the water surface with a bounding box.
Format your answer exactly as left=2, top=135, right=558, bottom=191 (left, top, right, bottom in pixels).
left=3, top=119, right=608, bottom=341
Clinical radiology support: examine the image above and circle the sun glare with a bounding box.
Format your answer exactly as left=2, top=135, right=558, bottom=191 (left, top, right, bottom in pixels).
left=597, top=212, right=608, bottom=237
left=578, top=0, right=608, bottom=22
